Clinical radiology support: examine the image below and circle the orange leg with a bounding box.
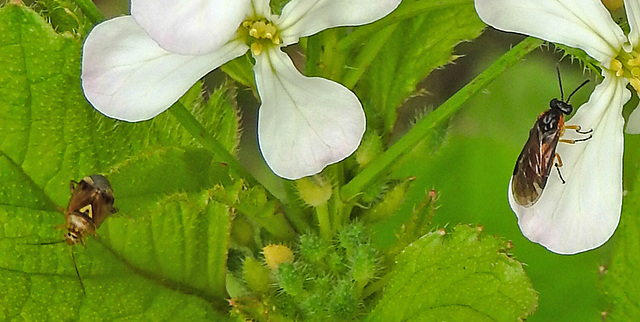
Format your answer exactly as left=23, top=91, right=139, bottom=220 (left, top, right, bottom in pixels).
left=565, top=124, right=593, bottom=134
left=560, top=134, right=592, bottom=144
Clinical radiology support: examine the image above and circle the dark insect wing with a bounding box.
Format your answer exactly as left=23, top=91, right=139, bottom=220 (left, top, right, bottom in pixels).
left=67, top=179, right=96, bottom=214
left=67, top=175, right=116, bottom=229
left=511, top=111, right=563, bottom=207
left=86, top=174, right=116, bottom=227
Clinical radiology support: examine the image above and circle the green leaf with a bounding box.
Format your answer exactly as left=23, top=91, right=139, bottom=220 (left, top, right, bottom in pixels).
left=0, top=3, right=241, bottom=319
left=367, top=225, right=537, bottom=321
left=351, top=0, right=485, bottom=135
left=602, top=171, right=640, bottom=320
left=221, top=54, right=256, bottom=89
left=25, top=0, right=93, bottom=34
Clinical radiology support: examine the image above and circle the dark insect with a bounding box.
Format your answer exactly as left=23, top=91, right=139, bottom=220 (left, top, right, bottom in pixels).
left=38, top=174, right=118, bottom=293
left=511, top=67, right=592, bottom=207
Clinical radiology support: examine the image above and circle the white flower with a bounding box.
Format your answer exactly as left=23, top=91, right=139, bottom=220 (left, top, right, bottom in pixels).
left=81, top=0, right=401, bottom=180
left=475, top=0, right=640, bottom=254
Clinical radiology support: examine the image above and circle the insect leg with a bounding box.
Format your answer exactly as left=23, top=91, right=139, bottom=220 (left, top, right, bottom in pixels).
left=559, top=134, right=592, bottom=144
left=564, top=124, right=593, bottom=134
left=69, top=180, right=79, bottom=193
left=554, top=153, right=566, bottom=184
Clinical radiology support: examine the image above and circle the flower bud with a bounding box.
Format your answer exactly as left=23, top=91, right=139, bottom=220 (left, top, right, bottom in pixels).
left=355, top=133, right=383, bottom=167
left=230, top=215, right=254, bottom=248
left=364, top=177, right=414, bottom=223
left=242, top=257, right=272, bottom=294
left=350, top=246, right=377, bottom=284
left=263, top=244, right=294, bottom=271
left=277, top=262, right=304, bottom=297
left=327, top=279, right=357, bottom=318
left=295, top=176, right=332, bottom=207
left=299, top=234, right=329, bottom=266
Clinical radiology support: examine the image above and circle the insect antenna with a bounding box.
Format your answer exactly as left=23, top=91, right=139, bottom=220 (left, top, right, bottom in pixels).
left=70, top=248, right=86, bottom=294
left=27, top=240, right=65, bottom=246
left=556, top=64, right=590, bottom=103
left=27, top=240, right=86, bottom=294
left=556, top=64, right=565, bottom=101
left=566, top=79, right=590, bottom=103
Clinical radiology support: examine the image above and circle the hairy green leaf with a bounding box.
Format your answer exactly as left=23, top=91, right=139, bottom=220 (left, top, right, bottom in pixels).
left=0, top=3, right=240, bottom=319
left=368, top=225, right=537, bottom=321
left=353, top=0, right=484, bottom=135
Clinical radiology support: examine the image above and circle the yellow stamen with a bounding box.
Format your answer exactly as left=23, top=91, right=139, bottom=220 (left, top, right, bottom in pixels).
left=251, top=42, right=263, bottom=56
left=630, top=78, right=640, bottom=94
left=632, top=67, right=640, bottom=78
left=610, top=58, right=624, bottom=77
left=264, top=24, right=277, bottom=39
left=629, top=56, right=640, bottom=66
left=241, top=19, right=282, bottom=55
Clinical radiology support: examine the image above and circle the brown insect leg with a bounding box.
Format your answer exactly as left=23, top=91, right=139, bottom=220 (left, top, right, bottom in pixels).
left=554, top=153, right=566, bottom=184
left=69, top=180, right=79, bottom=193
left=565, top=124, right=593, bottom=134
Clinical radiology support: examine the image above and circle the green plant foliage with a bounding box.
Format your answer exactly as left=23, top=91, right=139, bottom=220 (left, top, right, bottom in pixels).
left=0, top=0, right=546, bottom=320
left=270, top=224, right=379, bottom=321
left=368, top=225, right=537, bottom=321
left=352, top=0, right=484, bottom=134
left=0, top=3, right=241, bottom=319
left=602, top=170, right=640, bottom=320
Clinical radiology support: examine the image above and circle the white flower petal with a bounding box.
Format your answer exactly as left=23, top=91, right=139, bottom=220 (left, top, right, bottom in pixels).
left=248, top=0, right=272, bottom=18
left=255, top=48, right=365, bottom=179
left=81, top=16, right=248, bottom=122
left=625, top=0, right=640, bottom=49
left=131, top=0, right=250, bottom=55
left=278, top=0, right=401, bottom=45
left=508, top=71, right=629, bottom=254
left=475, top=0, right=625, bottom=66
left=625, top=99, right=640, bottom=133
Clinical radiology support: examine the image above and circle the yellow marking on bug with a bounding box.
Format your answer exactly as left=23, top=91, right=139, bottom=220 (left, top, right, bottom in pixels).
left=79, top=204, right=93, bottom=218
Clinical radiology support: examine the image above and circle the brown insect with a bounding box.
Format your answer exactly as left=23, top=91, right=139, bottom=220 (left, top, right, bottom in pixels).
left=64, top=174, right=118, bottom=246
left=511, top=67, right=592, bottom=207
left=38, top=174, right=118, bottom=293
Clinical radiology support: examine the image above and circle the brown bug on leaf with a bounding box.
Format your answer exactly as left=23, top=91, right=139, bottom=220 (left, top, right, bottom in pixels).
left=511, top=67, right=592, bottom=207
left=63, top=174, right=118, bottom=246
left=38, top=174, right=118, bottom=293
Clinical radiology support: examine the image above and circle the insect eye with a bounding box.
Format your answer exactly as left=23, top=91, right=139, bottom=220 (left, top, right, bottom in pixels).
left=102, top=194, right=114, bottom=203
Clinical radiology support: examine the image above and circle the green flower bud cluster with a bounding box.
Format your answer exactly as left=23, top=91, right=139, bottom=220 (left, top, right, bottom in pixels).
left=263, top=223, right=380, bottom=320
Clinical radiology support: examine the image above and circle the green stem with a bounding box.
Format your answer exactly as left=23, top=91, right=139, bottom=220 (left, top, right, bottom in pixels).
left=316, top=203, right=331, bottom=241
left=73, top=0, right=105, bottom=24
left=169, top=102, right=260, bottom=188
left=340, top=37, right=544, bottom=202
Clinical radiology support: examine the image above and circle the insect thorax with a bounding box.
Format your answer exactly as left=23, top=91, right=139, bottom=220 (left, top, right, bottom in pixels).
left=537, top=108, right=564, bottom=134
